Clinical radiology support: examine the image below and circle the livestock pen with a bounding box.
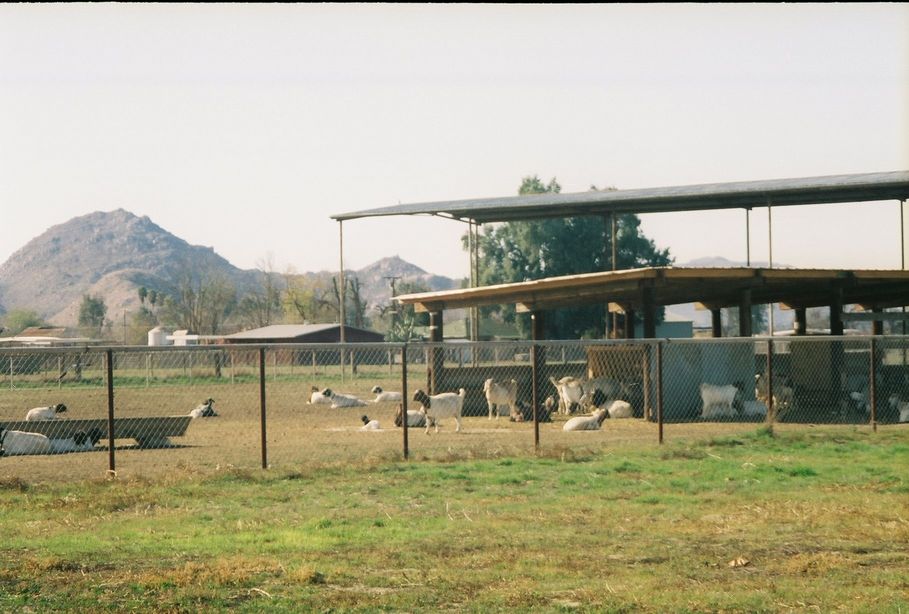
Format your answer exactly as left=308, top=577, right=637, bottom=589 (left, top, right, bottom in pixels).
left=1, top=337, right=907, bottom=483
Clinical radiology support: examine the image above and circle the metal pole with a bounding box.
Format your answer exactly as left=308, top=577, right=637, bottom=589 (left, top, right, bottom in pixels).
left=746, top=208, right=751, bottom=267
left=338, top=221, right=346, bottom=381
left=401, top=343, right=409, bottom=460
left=106, top=349, right=115, bottom=473
left=531, top=342, right=540, bottom=451
left=259, top=347, right=267, bottom=469
left=611, top=212, right=618, bottom=336
left=869, top=337, right=877, bottom=432
left=765, top=339, right=774, bottom=425
left=656, top=341, right=663, bottom=444
left=768, top=201, right=774, bottom=335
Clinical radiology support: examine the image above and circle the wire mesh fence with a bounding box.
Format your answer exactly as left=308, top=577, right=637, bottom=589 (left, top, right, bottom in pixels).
left=1, top=337, right=906, bottom=481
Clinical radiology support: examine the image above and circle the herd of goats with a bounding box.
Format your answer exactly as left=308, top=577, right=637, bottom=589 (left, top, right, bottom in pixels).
left=5, top=370, right=907, bottom=456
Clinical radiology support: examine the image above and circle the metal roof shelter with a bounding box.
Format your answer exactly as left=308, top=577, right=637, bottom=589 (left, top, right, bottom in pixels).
left=332, top=171, right=909, bottom=223
left=330, top=170, right=909, bottom=341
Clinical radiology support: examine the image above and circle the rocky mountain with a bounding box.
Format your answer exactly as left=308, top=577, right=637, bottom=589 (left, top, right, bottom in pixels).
left=0, top=210, right=460, bottom=328
left=0, top=209, right=258, bottom=326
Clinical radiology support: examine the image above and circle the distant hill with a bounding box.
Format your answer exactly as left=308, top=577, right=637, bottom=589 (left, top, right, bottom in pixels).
left=0, top=210, right=459, bottom=327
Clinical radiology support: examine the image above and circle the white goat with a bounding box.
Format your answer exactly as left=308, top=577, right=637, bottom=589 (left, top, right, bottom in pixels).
left=359, top=415, right=381, bottom=431
left=371, top=386, right=403, bottom=403
left=483, top=378, right=518, bottom=419
left=587, top=389, right=634, bottom=419
left=755, top=373, right=793, bottom=416
left=562, top=408, right=608, bottom=432
left=322, top=388, right=368, bottom=408
left=413, top=388, right=465, bottom=434
left=699, top=383, right=742, bottom=419
left=308, top=386, right=333, bottom=405
left=393, top=404, right=429, bottom=428
left=0, top=428, right=52, bottom=456
left=891, top=395, right=909, bottom=423
left=25, top=403, right=67, bottom=421
left=549, top=376, right=585, bottom=415
left=188, top=398, right=218, bottom=418
left=49, top=429, right=103, bottom=454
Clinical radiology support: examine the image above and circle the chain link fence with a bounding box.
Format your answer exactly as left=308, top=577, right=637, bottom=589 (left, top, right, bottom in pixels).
left=2, top=337, right=906, bottom=481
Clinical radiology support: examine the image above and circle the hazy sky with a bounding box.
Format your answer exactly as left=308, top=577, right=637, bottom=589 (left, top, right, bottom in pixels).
left=1, top=4, right=907, bottom=280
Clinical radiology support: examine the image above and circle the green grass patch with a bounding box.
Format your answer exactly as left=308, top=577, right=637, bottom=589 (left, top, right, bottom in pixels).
left=0, top=427, right=907, bottom=612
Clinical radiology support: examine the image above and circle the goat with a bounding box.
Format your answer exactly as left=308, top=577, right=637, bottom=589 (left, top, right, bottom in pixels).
left=509, top=398, right=554, bottom=423
left=188, top=398, right=218, bottom=418
left=49, top=428, right=103, bottom=454
left=309, top=386, right=333, bottom=405
left=393, top=404, right=429, bottom=428
left=0, top=428, right=52, bottom=456
left=562, top=408, right=608, bottom=432
left=549, top=376, right=585, bottom=415
left=371, top=386, right=403, bottom=403
left=587, top=389, right=634, bottom=419
left=891, top=395, right=909, bottom=423
left=483, top=378, right=518, bottom=419
left=322, top=389, right=368, bottom=408
left=359, top=415, right=381, bottom=431
left=754, top=373, right=793, bottom=417
left=413, top=388, right=465, bottom=434
left=699, top=383, right=743, bottom=419
left=25, top=403, right=67, bottom=421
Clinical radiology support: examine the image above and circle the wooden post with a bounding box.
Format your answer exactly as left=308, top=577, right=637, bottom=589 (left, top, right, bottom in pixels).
left=711, top=309, right=722, bottom=338
left=642, top=287, right=656, bottom=339
left=624, top=308, right=636, bottom=339
left=739, top=289, right=753, bottom=338
left=795, top=307, right=807, bottom=336
left=642, top=342, right=652, bottom=420
left=872, top=308, right=884, bottom=336
left=830, top=286, right=844, bottom=336
left=429, top=311, right=443, bottom=394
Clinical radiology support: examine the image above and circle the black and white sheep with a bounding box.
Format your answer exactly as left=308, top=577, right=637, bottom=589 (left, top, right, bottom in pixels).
left=25, top=403, right=67, bottom=421
left=188, top=398, right=218, bottom=418
left=393, top=404, right=429, bottom=428
left=322, top=389, right=368, bottom=408
left=413, top=388, right=465, bottom=434
left=359, top=415, right=381, bottom=431
left=371, top=386, right=403, bottom=403
left=308, top=386, right=333, bottom=405
left=0, top=427, right=52, bottom=456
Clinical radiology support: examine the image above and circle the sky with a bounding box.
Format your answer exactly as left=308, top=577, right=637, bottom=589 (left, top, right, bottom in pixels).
left=1, top=4, right=908, bottom=280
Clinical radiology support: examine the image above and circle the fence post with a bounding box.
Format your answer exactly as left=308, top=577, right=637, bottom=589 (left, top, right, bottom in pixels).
left=765, top=339, right=774, bottom=425
left=401, top=344, right=409, bottom=460
left=531, top=342, right=540, bottom=450
left=259, top=347, right=268, bottom=469
left=657, top=341, right=664, bottom=444
left=106, top=349, right=116, bottom=474
left=870, top=337, right=877, bottom=432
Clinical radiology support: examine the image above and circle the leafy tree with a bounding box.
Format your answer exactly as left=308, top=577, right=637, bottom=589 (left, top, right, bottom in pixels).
left=329, top=276, right=370, bottom=329
left=464, top=174, right=672, bottom=339
left=78, top=295, right=108, bottom=335
left=138, top=286, right=148, bottom=305
left=1, top=309, right=46, bottom=334
left=721, top=305, right=769, bottom=337
left=127, top=306, right=158, bottom=345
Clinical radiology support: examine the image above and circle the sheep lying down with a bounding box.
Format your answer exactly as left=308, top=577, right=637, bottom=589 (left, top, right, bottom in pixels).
left=1, top=427, right=102, bottom=456
left=562, top=408, right=609, bottom=432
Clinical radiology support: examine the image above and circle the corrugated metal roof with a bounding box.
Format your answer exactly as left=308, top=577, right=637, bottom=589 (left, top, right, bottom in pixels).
left=223, top=324, right=340, bottom=340
left=332, top=170, right=909, bottom=223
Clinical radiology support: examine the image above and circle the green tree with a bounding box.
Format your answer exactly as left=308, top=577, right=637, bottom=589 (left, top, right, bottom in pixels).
left=138, top=286, right=148, bottom=305
left=78, top=295, right=108, bottom=336
left=464, top=174, right=672, bottom=339
left=1, top=309, right=46, bottom=334
left=383, top=280, right=429, bottom=342
left=127, top=306, right=158, bottom=345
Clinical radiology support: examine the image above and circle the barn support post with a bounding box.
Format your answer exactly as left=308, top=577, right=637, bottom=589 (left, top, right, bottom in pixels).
left=739, top=289, right=753, bottom=337
left=531, top=311, right=545, bottom=450
left=745, top=208, right=751, bottom=267
left=872, top=307, right=884, bottom=336
left=611, top=212, right=618, bottom=336
left=869, top=337, right=878, bottom=433
left=830, top=286, right=844, bottom=336
left=259, top=347, right=268, bottom=470
left=429, top=311, right=444, bottom=394
left=642, top=287, right=656, bottom=339
left=711, top=309, right=722, bottom=338
left=105, top=349, right=116, bottom=474
left=624, top=308, right=636, bottom=339
left=656, top=340, right=664, bottom=444
left=401, top=343, right=409, bottom=460
left=795, top=307, right=807, bottom=336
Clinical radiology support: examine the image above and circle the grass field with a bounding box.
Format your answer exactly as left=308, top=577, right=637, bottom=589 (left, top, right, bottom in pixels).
left=1, top=425, right=907, bottom=613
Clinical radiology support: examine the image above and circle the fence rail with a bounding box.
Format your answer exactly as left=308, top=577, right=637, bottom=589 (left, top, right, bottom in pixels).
left=1, top=337, right=906, bottom=480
